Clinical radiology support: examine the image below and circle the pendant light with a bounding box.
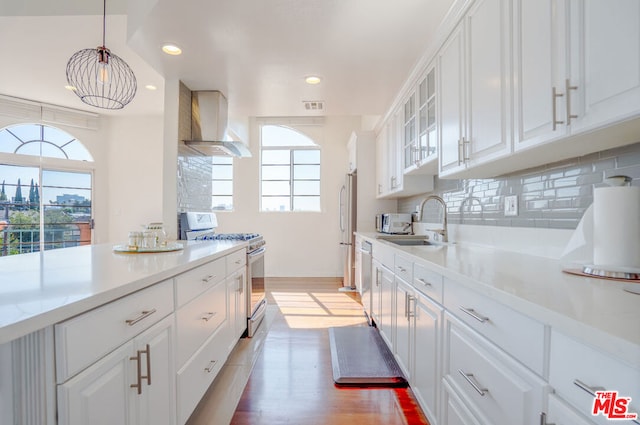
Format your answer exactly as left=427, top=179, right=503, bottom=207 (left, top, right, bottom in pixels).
left=66, top=0, right=137, bottom=110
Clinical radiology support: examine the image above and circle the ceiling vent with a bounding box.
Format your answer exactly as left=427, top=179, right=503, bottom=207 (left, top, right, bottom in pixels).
left=302, top=100, right=325, bottom=112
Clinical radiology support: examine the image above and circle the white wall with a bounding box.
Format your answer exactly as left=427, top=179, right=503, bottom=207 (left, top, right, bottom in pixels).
left=105, top=114, right=165, bottom=242
left=215, top=116, right=361, bottom=277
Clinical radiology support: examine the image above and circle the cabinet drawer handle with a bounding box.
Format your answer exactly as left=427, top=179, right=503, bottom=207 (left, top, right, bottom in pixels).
left=125, top=308, right=157, bottom=326
left=458, top=369, right=488, bottom=396
left=573, top=379, right=606, bottom=397
left=235, top=259, right=243, bottom=265
left=397, top=265, right=406, bottom=273
left=459, top=306, right=489, bottom=323
left=565, top=79, right=578, bottom=125
left=201, top=312, right=217, bottom=322
left=202, top=274, right=217, bottom=283
left=417, top=278, right=432, bottom=287
left=204, top=360, right=217, bottom=373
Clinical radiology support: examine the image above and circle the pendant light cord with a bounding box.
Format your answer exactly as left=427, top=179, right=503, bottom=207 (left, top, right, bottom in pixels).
left=102, top=0, right=106, bottom=47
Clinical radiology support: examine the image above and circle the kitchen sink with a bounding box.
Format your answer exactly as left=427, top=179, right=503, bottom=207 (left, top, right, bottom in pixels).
left=377, top=235, right=444, bottom=246
left=385, top=238, right=433, bottom=246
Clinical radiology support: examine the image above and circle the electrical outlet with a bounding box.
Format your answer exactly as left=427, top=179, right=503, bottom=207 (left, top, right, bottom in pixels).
left=504, top=195, right=518, bottom=217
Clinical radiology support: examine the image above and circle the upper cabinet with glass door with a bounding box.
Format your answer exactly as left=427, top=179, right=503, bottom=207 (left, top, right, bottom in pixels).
left=404, top=67, right=438, bottom=176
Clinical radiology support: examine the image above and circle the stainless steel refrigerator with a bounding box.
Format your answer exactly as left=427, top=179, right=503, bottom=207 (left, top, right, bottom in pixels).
left=339, top=172, right=357, bottom=290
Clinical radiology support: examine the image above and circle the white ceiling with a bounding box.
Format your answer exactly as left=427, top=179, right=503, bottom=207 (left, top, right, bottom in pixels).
left=0, top=0, right=454, bottom=121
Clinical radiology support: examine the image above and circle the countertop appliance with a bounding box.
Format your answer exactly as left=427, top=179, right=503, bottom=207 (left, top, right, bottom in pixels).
left=381, top=213, right=412, bottom=234
left=339, top=173, right=357, bottom=290
left=179, top=212, right=266, bottom=337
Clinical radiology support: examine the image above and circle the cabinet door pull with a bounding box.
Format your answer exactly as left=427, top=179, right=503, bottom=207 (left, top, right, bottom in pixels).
left=459, top=306, right=489, bottom=323
left=407, top=295, right=416, bottom=318
left=417, top=278, right=432, bottom=287
left=457, top=139, right=464, bottom=165
left=201, top=312, right=217, bottom=322
left=551, top=87, right=565, bottom=130
left=573, top=379, right=606, bottom=397
left=462, top=138, right=470, bottom=162
left=565, top=79, right=578, bottom=125
left=237, top=275, right=244, bottom=293
left=130, top=351, right=143, bottom=395
left=202, top=274, right=217, bottom=283
left=204, top=360, right=217, bottom=373
left=539, top=412, right=556, bottom=425
left=458, top=369, right=488, bottom=396
left=141, top=344, right=151, bottom=386
left=125, top=308, right=157, bottom=326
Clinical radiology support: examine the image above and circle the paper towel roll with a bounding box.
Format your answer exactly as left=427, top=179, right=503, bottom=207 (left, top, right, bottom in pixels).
left=593, top=186, right=640, bottom=268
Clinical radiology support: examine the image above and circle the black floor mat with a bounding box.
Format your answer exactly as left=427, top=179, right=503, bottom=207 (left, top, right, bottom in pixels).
left=328, top=326, right=407, bottom=387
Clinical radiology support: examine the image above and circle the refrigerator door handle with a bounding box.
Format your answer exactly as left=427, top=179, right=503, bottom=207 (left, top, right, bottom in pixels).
left=339, top=185, right=346, bottom=232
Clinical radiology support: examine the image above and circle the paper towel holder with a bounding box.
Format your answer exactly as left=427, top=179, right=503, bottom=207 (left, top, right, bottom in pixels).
left=582, top=174, right=639, bottom=280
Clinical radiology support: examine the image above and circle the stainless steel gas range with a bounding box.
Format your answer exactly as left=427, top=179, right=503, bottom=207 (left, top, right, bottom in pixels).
left=179, top=212, right=267, bottom=337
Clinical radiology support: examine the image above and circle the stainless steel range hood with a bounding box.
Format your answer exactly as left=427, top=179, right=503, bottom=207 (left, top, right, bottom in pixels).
left=183, top=90, right=251, bottom=157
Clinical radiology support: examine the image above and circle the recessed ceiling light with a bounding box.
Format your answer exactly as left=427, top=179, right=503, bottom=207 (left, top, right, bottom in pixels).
left=305, top=76, right=322, bottom=85
left=65, top=85, right=77, bottom=91
left=162, top=44, right=182, bottom=55
left=145, top=84, right=157, bottom=91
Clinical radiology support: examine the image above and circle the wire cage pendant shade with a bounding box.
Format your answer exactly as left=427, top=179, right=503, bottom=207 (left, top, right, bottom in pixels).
left=66, top=0, right=137, bottom=109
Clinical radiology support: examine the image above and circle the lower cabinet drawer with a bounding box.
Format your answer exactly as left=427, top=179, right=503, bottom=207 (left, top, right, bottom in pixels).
left=547, top=393, right=595, bottom=425
left=176, top=279, right=227, bottom=367
left=444, top=278, right=546, bottom=375
left=176, top=324, right=229, bottom=425
left=175, top=257, right=226, bottom=308
left=55, top=279, right=174, bottom=382
left=444, top=313, right=547, bottom=425
left=549, top=330, right=640, bottom=425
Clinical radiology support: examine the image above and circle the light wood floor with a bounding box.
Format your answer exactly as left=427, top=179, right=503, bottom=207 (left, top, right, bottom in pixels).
left=187, top=278, right=429, bottom=425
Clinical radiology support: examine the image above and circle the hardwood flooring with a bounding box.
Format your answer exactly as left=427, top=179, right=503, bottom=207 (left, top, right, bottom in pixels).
left=187, top=278, right=429, bottom=425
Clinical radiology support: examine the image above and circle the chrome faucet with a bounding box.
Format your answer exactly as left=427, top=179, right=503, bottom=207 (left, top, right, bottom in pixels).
left=417, top=195, right=448, bottom=243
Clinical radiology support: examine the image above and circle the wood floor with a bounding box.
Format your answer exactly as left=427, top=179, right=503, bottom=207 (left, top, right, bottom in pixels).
left=188, top=278, right=429, bottom=425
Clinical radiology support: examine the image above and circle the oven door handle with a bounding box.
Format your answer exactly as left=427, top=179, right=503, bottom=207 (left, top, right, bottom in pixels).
left=248, top=247, right=266, bottom=259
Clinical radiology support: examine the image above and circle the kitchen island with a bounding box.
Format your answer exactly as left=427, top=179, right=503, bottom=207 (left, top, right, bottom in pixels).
left=358, top=232, right=640, bottom=425
left=0, top=240, right=249, bottom=425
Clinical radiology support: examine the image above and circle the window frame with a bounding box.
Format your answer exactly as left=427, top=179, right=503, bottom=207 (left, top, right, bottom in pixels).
left=259, top=124, right=321, bottom=212
left=211, top=156, right=234, bottom=211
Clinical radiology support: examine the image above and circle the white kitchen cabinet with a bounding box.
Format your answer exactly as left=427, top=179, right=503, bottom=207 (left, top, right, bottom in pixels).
left=57, top=314, right=176, bottom=425
left=412, top=289, right=443, bottom=425
left=402, top=91, right=418, bottom=173
left=514, top=0, right=640, bottom=153
left=443, top=312, right=547, bottom=425
left=438, top=0, right=512, bottom=178
left=442, top=380, right=483, bottom=425
left=567, top=0, right=640, bottom=134
left=543, top=394, right=596, bottom=425
left=394, top=276, right=413, bottom=378
left=549, top=329, right=640, bottom=425
left=371, top=259, right=383, bottom=326
left=226, top=264, right=247, bottom=350
left=411, top=66, right=438, bottom=174
left=378, top=261, right=395, bottom=349
left=377, top=106, right=433, bottom=199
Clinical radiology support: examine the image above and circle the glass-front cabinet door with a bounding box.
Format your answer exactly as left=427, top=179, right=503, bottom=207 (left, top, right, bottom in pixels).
left=418, top=68, right=437, bottom=163
left=403, top=92, right=417, bottom=172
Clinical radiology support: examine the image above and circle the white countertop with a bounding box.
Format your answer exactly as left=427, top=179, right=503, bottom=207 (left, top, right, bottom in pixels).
left=359, top=232, right=640, bottom=367
left=0, top=240, right=247, bottom=345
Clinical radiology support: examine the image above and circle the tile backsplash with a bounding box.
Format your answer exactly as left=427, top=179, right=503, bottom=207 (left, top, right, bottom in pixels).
left=399, top=141, right=640, bottom=230
left=177, top=82, right=213, bottom=212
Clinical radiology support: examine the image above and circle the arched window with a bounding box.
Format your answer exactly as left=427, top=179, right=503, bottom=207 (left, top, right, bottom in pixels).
left=0, top=124, right=93, bottom=256
left=0, top=123, right=93, bottom=161
left=260, top=124, right=320, bottom=212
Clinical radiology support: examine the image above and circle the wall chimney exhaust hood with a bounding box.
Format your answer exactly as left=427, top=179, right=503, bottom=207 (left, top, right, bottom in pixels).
left=183, top=90, right=251, bottom=157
